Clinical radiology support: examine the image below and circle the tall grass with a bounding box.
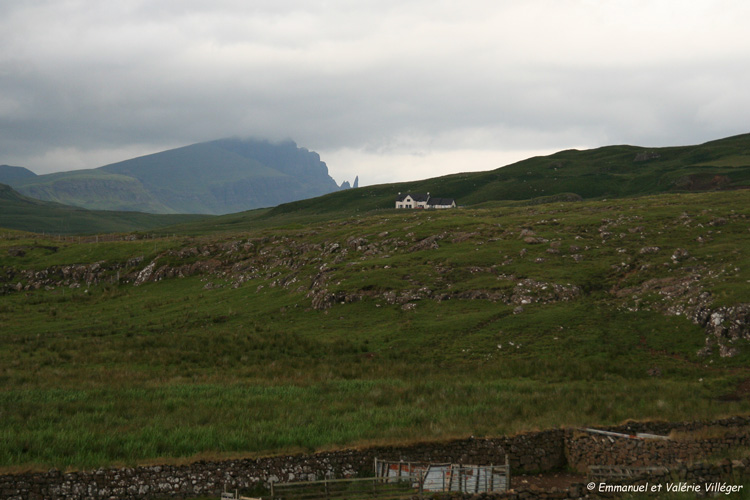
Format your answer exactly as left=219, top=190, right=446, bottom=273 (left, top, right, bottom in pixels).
left=2, top=378, right=746, bottom=471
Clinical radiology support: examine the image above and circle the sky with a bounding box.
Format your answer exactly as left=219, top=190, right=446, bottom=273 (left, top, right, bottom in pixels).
left=1, top=0, right=749, bottom=187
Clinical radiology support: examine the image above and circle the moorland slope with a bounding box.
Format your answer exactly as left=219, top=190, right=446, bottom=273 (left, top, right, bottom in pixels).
left=1, top=189, right=748, bottom=470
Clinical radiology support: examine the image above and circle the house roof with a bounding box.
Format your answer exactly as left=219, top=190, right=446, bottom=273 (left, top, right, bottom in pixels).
left=395, top=193, right=430, bottom=202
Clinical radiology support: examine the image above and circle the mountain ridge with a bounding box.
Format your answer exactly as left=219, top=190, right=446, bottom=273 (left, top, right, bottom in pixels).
left=0, top=165, right=37, bottom=183
left=3, top=138, right=346, bottom=215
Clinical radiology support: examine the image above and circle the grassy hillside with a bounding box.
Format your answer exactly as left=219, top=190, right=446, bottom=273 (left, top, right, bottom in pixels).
left=1, top=189, right=748, bottom=471
left=0, top=183, right=208, bottom=234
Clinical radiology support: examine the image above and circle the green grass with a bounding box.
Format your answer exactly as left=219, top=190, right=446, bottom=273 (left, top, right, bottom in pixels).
left=1, top=190, right=749, bottom=471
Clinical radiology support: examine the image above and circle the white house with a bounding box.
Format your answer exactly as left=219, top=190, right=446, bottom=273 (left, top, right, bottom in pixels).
left=395, top=192, right=430, bottom=209
left=395, top=192, right=456, bottom=209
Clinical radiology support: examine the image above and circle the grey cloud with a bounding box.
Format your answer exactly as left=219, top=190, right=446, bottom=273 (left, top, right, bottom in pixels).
left=1, top=0, right=749, bottom=176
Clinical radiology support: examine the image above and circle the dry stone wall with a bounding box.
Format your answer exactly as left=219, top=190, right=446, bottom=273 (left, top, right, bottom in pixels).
left=1, top=417, right=748, bottom=500
left=566, top=416, right=750, bottom=473
left=0, top=431, right=564, bottom=500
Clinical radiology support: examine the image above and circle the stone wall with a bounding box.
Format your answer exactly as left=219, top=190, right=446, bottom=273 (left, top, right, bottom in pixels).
left=1, top=417, right=748, bottom=500
left=566, top=416, right=750, bottom=473
left=590, top=415, right=750, bottom=436
left=0, top=430, right=564, bottom=500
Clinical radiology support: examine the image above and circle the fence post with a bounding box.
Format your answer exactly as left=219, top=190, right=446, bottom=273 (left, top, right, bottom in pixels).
left=419, top=470, right=424, bottom=500
left=506, top=454, right=510, bottom=491
left=270, top=480, right=274, bottom=499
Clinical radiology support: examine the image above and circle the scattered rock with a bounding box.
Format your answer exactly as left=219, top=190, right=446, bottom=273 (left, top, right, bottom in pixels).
left=634, top=151, right=661, bottom=162
left=671, top=248, right=690, bottom=262
left=640, top=246, right=661, bottom=254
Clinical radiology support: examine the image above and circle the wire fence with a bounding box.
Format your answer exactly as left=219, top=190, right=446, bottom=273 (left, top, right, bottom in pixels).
left=224, top=458, right=511, bottom=500
left=374, top=459, right=510, bottom=494
left=269, top=475, right=419, bottom=500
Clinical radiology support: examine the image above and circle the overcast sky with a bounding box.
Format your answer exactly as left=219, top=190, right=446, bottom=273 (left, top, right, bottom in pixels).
left=2, top=0, right=749, bottom=186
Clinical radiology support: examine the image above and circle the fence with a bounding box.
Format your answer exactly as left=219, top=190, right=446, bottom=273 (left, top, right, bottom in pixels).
left=588, top=465, right=670, bottom=483
left=374, top=458, right=510, bottom=493
left=269, top=475, right=420, bottom=500
left=221, top=490, right=261, bottom=500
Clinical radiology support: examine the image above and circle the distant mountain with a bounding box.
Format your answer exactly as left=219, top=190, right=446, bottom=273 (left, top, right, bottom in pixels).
left=8, top=139, right=346, bottom=215
left=0, top=183, right=207, bottom=234
left=0, top=165, right=37, bottom=184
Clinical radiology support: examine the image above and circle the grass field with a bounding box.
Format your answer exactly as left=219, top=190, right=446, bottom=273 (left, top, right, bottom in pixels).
left=1, top=190, right=749, bottom=472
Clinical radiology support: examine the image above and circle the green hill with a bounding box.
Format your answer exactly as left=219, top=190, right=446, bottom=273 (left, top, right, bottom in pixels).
left=10, top=138, right=345, bottom=215
left=0, top=183, right=208, bottom=234
left=261, top=133, right=750, bottom=218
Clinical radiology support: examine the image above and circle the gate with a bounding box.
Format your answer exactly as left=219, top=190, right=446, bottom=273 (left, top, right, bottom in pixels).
left=374, top=458, right=510, bottom=493
left=269, top=475, right=420, bottom=500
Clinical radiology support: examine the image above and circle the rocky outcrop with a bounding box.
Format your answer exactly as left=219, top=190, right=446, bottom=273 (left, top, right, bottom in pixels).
left=698, top=304, right=750, bottom=358
left=612, top=270, right=749, bottom=358
left=633, top=151, right=661, bottom=162
left=2, top=208, right=747, bottom=356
